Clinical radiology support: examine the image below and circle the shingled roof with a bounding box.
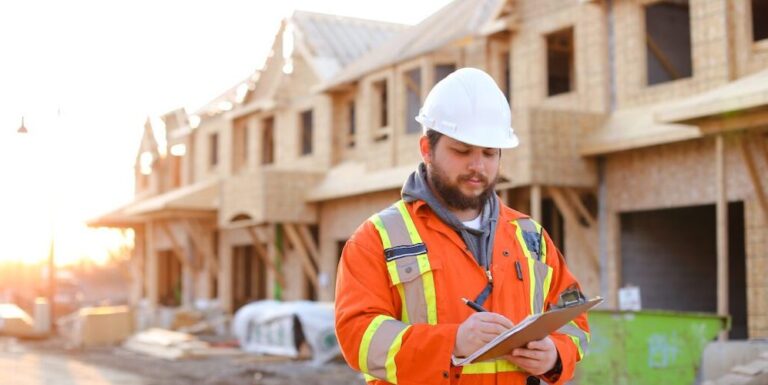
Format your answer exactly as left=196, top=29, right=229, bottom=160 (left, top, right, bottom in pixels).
left=291, top=10, right=408, bottom=79
left=321, top=0, right=502, bottom=89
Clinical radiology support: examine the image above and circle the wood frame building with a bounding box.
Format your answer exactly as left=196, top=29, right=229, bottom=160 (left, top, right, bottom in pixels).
left=91, top=0, right=768, bottom=339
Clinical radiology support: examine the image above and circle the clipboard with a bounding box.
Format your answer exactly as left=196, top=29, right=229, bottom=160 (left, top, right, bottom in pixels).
left=453, top=297, right=604, bottom=366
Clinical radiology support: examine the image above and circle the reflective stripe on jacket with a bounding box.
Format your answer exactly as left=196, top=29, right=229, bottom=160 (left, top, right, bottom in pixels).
left=335, top=199, right=590, bottom=385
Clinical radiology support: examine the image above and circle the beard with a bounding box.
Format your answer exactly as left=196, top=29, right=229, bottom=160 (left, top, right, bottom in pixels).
left=427, top=162, right=498, bottom=211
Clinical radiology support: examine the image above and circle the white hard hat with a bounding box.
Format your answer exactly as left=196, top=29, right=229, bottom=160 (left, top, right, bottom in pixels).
left=415, top=67, right=519, bottom=149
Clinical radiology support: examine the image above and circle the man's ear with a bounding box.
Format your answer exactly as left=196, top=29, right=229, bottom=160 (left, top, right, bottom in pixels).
left=419, top=135, right=432, bottom=164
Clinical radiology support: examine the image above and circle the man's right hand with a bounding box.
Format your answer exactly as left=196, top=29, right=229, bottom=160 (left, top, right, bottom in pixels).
left=453, top=312, right=514, bottom=357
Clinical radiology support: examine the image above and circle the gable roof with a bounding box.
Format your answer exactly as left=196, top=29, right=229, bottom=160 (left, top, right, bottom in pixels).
left=137, top=117, right=160, bottom=159
left=321, top=0, right=502, bottom=90
left=193, top=72, right=260, bottom=118
left=291, top=11, right=408, bottom=80
left=234, top=11, right=407, bottom=116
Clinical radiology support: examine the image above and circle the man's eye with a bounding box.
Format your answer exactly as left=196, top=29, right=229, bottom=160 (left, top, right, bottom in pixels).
left=453, top=148, right=469, bottom=154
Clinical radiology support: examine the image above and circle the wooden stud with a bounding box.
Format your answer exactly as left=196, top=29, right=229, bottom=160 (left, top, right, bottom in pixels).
left=646, top=33, right=681, bottom=80
left=159, top=221, right=188, bottom=268
left=146, top=221, right=158, bottom=307
left=246, top=226, right=287, bottom=289
left=607, top=211, right=621, bottom=309
left=283, top=223, right=320, bottom=289
left=548, top=187, right=600, bottom=271
left=297, top=225, right=321, bottom=266
left=403, top=72, right=420, bottom=94
left=531, top=185, right=542, bottom=222
left=181, top=219, right=219, bottom=276
left=740, top=134, right=768, bottom=221
left=716, top=134, right=729, bottom=341
left=564, top=188, right=596, bottom=229
left=499, top=188, right=510, bottom=207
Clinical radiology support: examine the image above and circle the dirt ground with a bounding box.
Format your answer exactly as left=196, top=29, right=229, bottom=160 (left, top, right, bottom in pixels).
left=14, top=337, right=362, bottom=385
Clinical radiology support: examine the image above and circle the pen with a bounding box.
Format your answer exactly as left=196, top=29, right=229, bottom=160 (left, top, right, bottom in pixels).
left=461, top=297, right=488, bottom=312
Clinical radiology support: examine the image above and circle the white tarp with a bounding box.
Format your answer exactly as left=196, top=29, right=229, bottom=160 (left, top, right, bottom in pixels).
left=232, top=300, right=340, bottom=365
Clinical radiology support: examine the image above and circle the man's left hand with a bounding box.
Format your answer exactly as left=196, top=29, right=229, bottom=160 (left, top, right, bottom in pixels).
left=502, top=336, right=558, bottom=376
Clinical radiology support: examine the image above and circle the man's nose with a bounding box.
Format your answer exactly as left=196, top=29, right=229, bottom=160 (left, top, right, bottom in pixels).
left=467, top=153, right=485, bottom=173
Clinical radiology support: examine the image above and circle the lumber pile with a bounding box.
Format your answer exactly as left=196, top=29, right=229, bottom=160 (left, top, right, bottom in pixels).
left=57, top=305, right=133, bottom=347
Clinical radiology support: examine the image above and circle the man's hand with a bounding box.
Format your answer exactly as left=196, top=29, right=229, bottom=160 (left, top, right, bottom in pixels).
left=503, top=337, right=558, bottom=375
left=453, top=312, right=513, bottom=358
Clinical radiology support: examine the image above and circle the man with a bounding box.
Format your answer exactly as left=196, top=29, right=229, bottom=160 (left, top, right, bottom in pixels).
left=335, top=68, right=589, bottom=385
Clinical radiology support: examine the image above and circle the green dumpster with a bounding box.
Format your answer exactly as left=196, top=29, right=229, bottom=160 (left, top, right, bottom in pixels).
left=574, top=310, right=728, bottom=385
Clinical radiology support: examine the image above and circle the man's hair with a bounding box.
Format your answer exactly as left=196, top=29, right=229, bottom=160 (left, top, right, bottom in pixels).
left=425, top=129, right=443, bottom=150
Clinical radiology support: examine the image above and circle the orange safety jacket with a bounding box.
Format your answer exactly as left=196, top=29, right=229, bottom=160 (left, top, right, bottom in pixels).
left=335, top=199, right=590, bottom=385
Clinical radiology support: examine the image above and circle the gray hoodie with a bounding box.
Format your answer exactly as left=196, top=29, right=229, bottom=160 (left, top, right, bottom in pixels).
left=401, top=163, right=499, bottom=270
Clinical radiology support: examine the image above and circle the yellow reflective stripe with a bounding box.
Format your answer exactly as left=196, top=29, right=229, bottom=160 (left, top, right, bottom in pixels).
left=363, top=374, right=377, bottom=382
left=371, top=215, right=392, bottom=249
left=384, top=325, right=410, bottom=383
left=542, top=265, right=553, bottom=305
left=462, top=360, right=523, bottom=374
left=359, top=315, right=393, bottom=374
left=395, top=283, right=409, bottom=323
left=569, top=334, right=584, bottom=359
left=527, top=258, right=537, bottom=314
left=422, top=270, right=437, bottom=324
left=559, top=320, right=590, bottom=360
left=394, top=200, right=422, bottom=244
left=386, top=261, right=401, bottom=284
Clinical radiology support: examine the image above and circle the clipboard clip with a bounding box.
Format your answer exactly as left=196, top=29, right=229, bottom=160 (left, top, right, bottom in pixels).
left=552, top=285, right=587, bottom=310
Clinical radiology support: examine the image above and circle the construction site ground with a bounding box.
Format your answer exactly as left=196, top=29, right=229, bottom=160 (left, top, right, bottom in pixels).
left=0, top=337, right=361, bottom=385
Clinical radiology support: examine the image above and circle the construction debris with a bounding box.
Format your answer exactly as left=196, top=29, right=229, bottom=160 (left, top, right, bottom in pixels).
left=232, top=300, right=340, bottom=365
left=704, top=350, right=768, bottom=385
left=57, top=305, right=133, bottom=348
left=123, top=328, right=242, bottom=360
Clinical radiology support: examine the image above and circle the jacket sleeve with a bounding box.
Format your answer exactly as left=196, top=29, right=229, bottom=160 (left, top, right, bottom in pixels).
left=540, top=230, right=591, bottom=385
left=335, top=221, right=459, bottom=385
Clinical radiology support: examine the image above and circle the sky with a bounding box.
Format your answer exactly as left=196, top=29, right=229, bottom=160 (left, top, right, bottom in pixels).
left=0, top=0, right=452, bottom=266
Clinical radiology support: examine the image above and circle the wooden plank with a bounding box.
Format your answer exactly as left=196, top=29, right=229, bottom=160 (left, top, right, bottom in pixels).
left=403, top=72, right=420, bottom=95
left=716, top=135, right=729, bottom=341
left=607, top=211, right=621, bottom=309
left=159, top=221, right=188, bottom=267
left=297, top=225, right=320, bottom=267
left=548, top=187, right=600, bottom=271
left=740, top=135, right=768, bottom=221
left=146, top=221, right=158, bottom=307
left=761, top=131, right=768, bottom=176
left=530, top=185, right=542, bottom=222
left=499, top=188, right=509, bottom=206
left=646, top=33, right=680, bottom=80
left=181, top=220, right=219, bottom=276
left=564, top=189, right=596, bottom=229
left=246, top=226, right=286, bottom=289
left=282, top=223, right=319, bottom=288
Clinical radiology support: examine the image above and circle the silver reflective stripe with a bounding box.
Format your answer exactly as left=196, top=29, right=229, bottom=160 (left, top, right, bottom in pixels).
left=401, top=266, right=427, bottom=323
left=532, top=260, right=550, bottom=314
left=517, top=218, right=541, bottom=261
left=367, top=319, right=409, bottom=380
left=558, top=321, right=589, bottom=358
left=374, top=201, right=436, bottom=325
left=517, top=218, right=538, bottom=233
left=379, top=205, right=412, bottom=247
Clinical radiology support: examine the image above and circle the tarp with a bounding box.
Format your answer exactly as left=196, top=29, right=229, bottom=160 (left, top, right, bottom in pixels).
left=232, top=300, right=340, bottom=365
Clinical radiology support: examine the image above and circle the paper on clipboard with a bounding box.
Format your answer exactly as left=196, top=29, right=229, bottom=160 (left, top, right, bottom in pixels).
left=452, top=297, right=603, bottom=366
